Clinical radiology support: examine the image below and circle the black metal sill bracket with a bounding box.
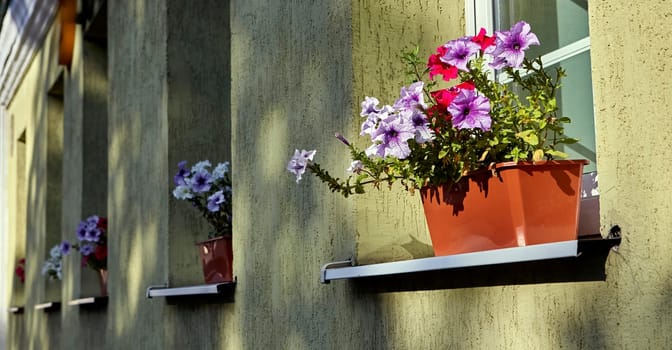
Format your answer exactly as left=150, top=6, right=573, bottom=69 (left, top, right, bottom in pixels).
left=146, top=279, right=236, bottom=304
left=321, top=234, right=621, bottom=292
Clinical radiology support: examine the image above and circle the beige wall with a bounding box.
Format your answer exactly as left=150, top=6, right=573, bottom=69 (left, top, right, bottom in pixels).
left=591, top=0, right=672, bottom=346
left=352, top=0, right=464, bottom=264
left=4, top=16, right=64, bottom=350
left=2, top=0, right=672, bottom=349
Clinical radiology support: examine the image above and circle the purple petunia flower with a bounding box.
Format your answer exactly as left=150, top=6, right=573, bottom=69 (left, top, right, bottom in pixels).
left=79, top=244, right=94, bottom=256
left=191, top=160, right=211, bottom=173
left=287, top=149, right=317, bottom=183
left=360, top=111, right=382, bottom=137
left=346, top=160, right=364, bottom=174
left=360, top=105, right=394, bottom=137
left=346, top=160, right=363, bottom=174
left=173, top=185, right=193, bottom=200
left=403, top=109, right=434, bottom=144
left=190, top=170, right=212, bottom=193
left=60, top=240, right=72, bottom=256
left=207, top=190, right=226, bottom=212
left=447, top=89, right=492, bottom=131
left=360, top=96, right=381, bottom=116
left=76, top=221, right=88, bottom=241
left=86, top=215, right=99, bottom=228
left=440, top=38, right=481, bottom=72
left=489, top=21, right=540, bottom=69
left=85, top=226, right=101, bottom=242
left=393, top=81, right=427, bottom=110
left=174, top=160, right=189, bottom=185
left=212, top=162, right=230, bottom=180
left=366, top=115, right=416, bottom=159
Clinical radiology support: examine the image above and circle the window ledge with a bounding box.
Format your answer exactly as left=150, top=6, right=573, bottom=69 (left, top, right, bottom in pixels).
left=321, top=235, right=621, bottom=290
left=8, top=306, right=23, bottom=314
left=34, top=302, right=61, bottom=312
left=68, top=296, right=108, bottom=308
left=146, top=280, right=236, bottom=304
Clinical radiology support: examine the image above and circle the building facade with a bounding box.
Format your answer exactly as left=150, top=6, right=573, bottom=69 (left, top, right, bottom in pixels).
left=1, top=0, right=671, bottom=349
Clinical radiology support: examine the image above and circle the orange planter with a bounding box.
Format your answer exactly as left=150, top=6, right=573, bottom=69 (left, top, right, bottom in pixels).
left=197, top=235, right=234, bottom=284
left=420, top=160, right=588, bottom=256
left=97, top=269, right=108, bottom=296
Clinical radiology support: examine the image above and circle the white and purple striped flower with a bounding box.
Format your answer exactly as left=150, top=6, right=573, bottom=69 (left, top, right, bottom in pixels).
left=440, top=38, right=481, bottom=72
left=287, top=149, right=316, bottom=183
left=489, top=21, right=539, bottom=69
left=448, top=89, right=492, bottom=131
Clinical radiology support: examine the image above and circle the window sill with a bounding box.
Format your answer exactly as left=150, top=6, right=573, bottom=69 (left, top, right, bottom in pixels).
left=146, top=280, right=236, bottom=304
left=8, top=306, right=23, bottom=314
left=321, top=235, right=621, bottom=291
left=34, top=302, right=61, bottom=312
left=68, top=296, right=108, bottom=309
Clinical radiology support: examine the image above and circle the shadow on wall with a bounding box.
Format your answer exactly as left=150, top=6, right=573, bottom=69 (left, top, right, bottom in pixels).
left=228, top=0, right=392, bottom=348
left=106, top=1, right=165, bottom=349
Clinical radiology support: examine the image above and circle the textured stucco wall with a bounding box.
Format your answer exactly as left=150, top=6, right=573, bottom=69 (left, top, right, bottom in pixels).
left=590, top=0, right=672, bottom=347
left=107, top=1, right=169, bottom=349
left=230, top=0, right=386, bottom=347
left=61, top=24, right=110, bottom=350
left=4, top=17, right=64, bottom=350
left=4, top=0, right=672, bottom=349
left=352, top=0, right=464, bottom=264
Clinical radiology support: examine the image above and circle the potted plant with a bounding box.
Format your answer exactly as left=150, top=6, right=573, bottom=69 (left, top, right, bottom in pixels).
left=172, top=160, right=233, bottom=284
left=287, top=22, right=586, bottom=256
left=44, top=215, right=109, bottom=295
left=15, top=258, right=25, bottom=284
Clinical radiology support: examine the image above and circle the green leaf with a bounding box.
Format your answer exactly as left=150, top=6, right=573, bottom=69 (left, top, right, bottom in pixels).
left=516, top=130, right=539, bottom=146
left=558, top=137, right=579, bottom=144
left=533, top=149, right=544, bottom=161
left=438, top=149, right=448, bottom=159
left=546, top=149, right=569, bottom=159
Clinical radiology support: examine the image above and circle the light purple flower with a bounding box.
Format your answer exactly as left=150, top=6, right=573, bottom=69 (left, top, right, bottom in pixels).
left=448, top=90, right=492, bottom=131
left=191, top=160, right=211, bottom=173
left=173, top=185, right=193, bottom=200
left=80, top=244, right=94, bottom=256
left=394, top=81, right=427, bottom=110
left=60, top=240, right=72, bottom=255
left=360, top=96, right=381, bottom=116
left=190, top=170, right=212, bottom=193
left=366, top=116, right=416, bottom=159
left=440, top=38, right=481, bottom=72
left=334, top=133, right=350, bottom=146
left=287, top=149, right=316, bottom=183
left=360, top=105, right=393, bottom=137
left=360, top=111, right=383, bottom=137
left=207, top=190, right=226, bottom=212
left=489, top=21, right=539, bottom=69
left=76, top=221, right=88, bottom=241
left=346, top=160, right=364, bottom=174
left=174, top=160, right=189, bottom=185
left=402, top=109, right=434, bottom=144
left=212, top=162, right=230, bottom=180
left=85, top=226, right=101, bottom=242
left=86, top=215, right=99, bottom=227
left=50, top=245, right=61, bottom=258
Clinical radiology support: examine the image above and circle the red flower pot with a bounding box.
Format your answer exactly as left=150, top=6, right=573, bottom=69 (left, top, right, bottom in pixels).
left=196, top=235, right=233, bottom=284
left=98, top=269, right=108, bottom=296
left=420, top=160, right=588, bottom=256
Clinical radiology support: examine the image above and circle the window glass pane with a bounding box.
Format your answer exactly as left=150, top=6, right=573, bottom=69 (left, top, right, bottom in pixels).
left=494, top=0, right=589, bottom=58
left=548, top=51, right=596, bottom=173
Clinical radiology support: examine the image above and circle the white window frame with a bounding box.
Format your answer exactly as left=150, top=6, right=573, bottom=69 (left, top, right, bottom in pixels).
left=465, top=0, right=591, bottom=81
left=466, top=0, right=600, bottom=203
